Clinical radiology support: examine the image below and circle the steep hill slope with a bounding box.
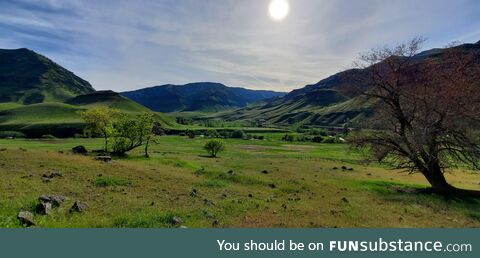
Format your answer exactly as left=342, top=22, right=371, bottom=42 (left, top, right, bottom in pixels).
left=121, top=82, right=286, bottom=112
left=0, top=48, right=95, bottom=104
left=217, top=41, right=480, bottom=128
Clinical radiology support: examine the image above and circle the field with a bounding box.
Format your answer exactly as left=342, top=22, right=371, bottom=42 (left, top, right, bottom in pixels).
left=1, top=134, right=480, bottom=228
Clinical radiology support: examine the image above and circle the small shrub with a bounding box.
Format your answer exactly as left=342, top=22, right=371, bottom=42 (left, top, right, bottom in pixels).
left=231, top=130, right=245, bottom=139
left=282, top=134, right=296, bottom=142
left=204, top=140, right=225, bottom=158
left=312, top=136, right=324, bottom=143
left=322, top=136, right=342, bottom=144
left=185, top=130, right=196, bottom=139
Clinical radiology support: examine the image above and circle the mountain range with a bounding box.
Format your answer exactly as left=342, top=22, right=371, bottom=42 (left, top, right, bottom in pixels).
left=213, top=40, right=480, bottom=127
left=121, top=83, right=286, bottom=112
left=1, top=40, right=479, bottom=136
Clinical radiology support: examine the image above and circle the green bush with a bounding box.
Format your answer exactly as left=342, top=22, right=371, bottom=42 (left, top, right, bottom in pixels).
left=282, top=134, right=296, bottom=142
left=204, top=140, right=225, bottom=157
left=322, top=136, right=342, bottom=144
left=231, top=130, right=245, bottom=139
left=0, top=131, right=26, bottom=139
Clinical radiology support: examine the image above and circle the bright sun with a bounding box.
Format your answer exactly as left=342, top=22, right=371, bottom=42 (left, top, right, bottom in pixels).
left=269, top=0, right=290, bottom=21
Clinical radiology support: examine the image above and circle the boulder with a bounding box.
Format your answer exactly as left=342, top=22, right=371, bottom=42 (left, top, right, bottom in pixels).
left=95, top=156, right=112, bottom=162
left=17, top=211, right=35, bottom=226
left=171, top=216, right=182, bottom=225
left=69, top=201, right=88, bottom=213
left=36, top=202, right=52, bottom=215
left=39, top=195, right=67, bottom=207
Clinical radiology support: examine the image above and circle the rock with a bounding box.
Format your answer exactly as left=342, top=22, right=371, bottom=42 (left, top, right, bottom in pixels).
left=248, top=194, right=253, bottom=198
left=150, top=202, right=155, bottom=206
left=36, top=202, right=52, bottom=215
left=203, top=198, right=215, bottom=206
left=69, top=201, right=88, bottom=213
left=171, top=216, right=182, bottom=225
left=17, top=211, right=35, bottom=226
left=261, top=170, right=269, bottom=174
left=268, top=183, right=276, bottom=189
left=39, top=195, right=67, bottom=207
left=41, top=177, right=51, bottom=183
left=366, top=173, right=372, bottom=176
left=221, top=193, right=228, bottom=198
left=341, top=166, right=347, bottom=170
left=212, top=220, right=220, bottom=227
left=190, top=188, right=198, bottom=197
left=179, top=225, right=188, bottom=229
left=281, top=203, right=288, bottom=210
left=341, top=197, right=349, bottom=203
left=330, top=209, right=344, bottom=216
left=333, top=167, right=338, bottom=170
left=95, top=156, right=112, bottom=162
left=72, top=145, right=88, bottom=154
left=227, top=170, right=235, bottom=176
left=347, top=168, right=354, bottom=171
left=49, top=171, right=63, bottom=178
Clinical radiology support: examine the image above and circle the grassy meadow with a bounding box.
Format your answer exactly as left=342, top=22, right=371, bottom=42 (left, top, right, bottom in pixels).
left=1, top=134, right=480, bottom=228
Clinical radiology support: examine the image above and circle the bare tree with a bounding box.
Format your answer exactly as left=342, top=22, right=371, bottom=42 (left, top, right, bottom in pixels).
left=349, top=37, right=480, bottom=196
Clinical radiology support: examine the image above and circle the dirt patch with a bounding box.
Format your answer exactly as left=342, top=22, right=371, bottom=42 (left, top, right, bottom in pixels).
left=239, top=145, right=272, bottom=151
left=281, top=145, right=316, bottom=151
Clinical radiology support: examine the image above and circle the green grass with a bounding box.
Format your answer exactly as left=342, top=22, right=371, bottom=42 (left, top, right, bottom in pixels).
left=0, top=136, right=479, bottom=228
left=93, top=177, right=131, bottom=187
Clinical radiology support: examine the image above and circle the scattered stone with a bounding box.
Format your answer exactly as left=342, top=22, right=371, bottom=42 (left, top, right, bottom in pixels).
left=95, top=156, right=112, bottom=162
left=281, top=203, right=288, bottom=210
left=366, top=173, right=372, bottom=176
left=72, top=145, right=88, bottom=154
left=347, top=168, right=354, bottom=171
left=261, top=170, right=269, bottom=174
left=333, top=167, right=338, bottom=170
left=41, top=177, right=51, bottom=183
left=49, top=171, right=63, bottom=178
left=248, top=194, right=253, bottom=198
left=171, top=216, right=182, bottom=225
left=179, top=226, right=188, bottom=229
left=203, top=199, right=215, bottom=206
left=36, top=202, right=52, bottom=215
left=268, top=183, right=276, bottom=189
left=212, top=220, right=220, bottom=227
left=190, top=188, right=198, bottom=197
left=341, top=197, right=349, bottom=203
left=330, top=209, right=344, bottom=216
left=69, top=201, right=88, bottom=213
left=227, top=170, right=235, bottom=176
left=341, top=166, right=347, bottom=170
left=17, top=211, right=35, bottom=226
left=39, top=195, right=67, bottom=207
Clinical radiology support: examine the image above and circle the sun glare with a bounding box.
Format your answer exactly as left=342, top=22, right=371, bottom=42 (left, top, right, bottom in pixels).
left=269, top=0, right=289, bottom=21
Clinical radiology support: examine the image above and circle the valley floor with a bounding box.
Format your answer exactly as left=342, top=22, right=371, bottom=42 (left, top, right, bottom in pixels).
left=1, top=135, right=479, bottom=228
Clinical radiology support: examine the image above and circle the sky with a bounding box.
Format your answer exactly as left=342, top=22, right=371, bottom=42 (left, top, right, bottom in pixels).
left=1, top=0, right=480, bottom=92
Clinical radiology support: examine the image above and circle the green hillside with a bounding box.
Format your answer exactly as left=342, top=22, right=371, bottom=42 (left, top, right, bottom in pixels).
left=0, top=91, right=177, bottom=137
left=0, top=48, right=95, bottom=104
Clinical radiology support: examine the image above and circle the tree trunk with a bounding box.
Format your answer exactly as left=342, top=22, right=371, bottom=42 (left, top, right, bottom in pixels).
left=422, top=165, right=480, bottom=197
left=144, top=139, right=150, bottom=158
left=104, top=133, right=109, bottom=153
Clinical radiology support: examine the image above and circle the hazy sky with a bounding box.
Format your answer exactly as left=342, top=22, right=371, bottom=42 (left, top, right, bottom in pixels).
left=1, top=0, right=480, bottom=92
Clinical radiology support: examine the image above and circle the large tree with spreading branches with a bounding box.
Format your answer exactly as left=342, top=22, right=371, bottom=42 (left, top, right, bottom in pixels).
left=349, top=37, right=480, bottom=196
